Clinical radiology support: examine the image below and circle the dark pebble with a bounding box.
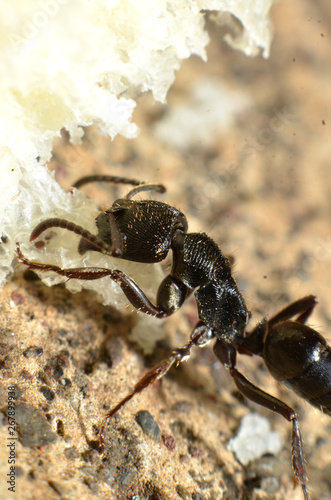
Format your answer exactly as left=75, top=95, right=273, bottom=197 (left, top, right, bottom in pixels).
left=23, top=346, right=43, bottom=358
left=39, top=386, right=55, bottom=402
left=162, top=433, right=176, bottom=451
left=15, top=403, right=57, bottom=447
left=52, top=364, right=64, bottom=379
left=135, top=410, right=160, bottom=441
left=59, top=377, right=72, bottom=387
left=56, top=420, right=64, bottom=437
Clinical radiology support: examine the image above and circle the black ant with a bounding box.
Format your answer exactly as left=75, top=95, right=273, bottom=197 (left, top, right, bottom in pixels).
left=16, top=175, right=331, bottom=500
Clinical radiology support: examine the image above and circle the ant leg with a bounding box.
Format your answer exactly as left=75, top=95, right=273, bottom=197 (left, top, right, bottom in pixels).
left=16, top=244, right=169, bottom=318
left=214, top=339, right=310, bottom=500
left=267, top=295, right=317, bottom=330
left=242, top=295, right=318, bottom=356
left=72, top=174, right=145, bottom=190
left=99, top=322, right=213, bottom=453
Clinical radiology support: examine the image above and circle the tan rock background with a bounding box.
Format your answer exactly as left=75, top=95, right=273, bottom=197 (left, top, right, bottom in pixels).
left=1, top=1, right=331, bottom=499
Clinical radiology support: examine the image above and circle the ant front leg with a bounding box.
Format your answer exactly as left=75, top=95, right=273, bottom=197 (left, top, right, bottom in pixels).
left=16, top=244, right=190, bottom=319
left=213, top=339, right=310, bottom=500
left=16, top=244, right=169, bottom=317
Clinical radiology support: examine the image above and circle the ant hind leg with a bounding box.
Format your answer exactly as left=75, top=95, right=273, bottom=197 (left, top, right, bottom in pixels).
left=267, top=295, right=317, bottom=330
left=213, top=339, right=310, bottom=500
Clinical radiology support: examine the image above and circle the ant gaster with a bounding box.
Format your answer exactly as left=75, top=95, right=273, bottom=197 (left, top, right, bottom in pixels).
left=16, top=175, right=331, bottom=500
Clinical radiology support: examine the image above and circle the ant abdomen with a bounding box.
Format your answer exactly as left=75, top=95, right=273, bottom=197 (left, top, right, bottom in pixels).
left=264, top=320, right=331, bottom=414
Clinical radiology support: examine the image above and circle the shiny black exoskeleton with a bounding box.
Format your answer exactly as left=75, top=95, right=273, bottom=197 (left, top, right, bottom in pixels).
left=243, top=303, right=331, bottom=415
left=16, top=175, right=331, bottom=500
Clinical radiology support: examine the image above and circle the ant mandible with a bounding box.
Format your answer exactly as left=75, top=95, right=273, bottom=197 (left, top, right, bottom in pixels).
left=16, top=174, right=331, bottom=500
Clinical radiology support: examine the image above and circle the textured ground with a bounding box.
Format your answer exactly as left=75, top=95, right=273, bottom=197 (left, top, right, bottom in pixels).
left=1, top=1, right=331, bottom=499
